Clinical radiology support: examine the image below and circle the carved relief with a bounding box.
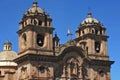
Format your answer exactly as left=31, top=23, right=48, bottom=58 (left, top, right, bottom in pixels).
left=19, top=67, right=29, bottom=80
left=31, top=67, right=38, bottom=78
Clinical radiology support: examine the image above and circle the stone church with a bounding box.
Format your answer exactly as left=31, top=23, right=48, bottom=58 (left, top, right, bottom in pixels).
left=0, top=1, right=114, bottom=80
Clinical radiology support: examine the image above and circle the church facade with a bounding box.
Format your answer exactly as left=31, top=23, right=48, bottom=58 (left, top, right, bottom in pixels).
left=0, top=1, right=114, bottom=80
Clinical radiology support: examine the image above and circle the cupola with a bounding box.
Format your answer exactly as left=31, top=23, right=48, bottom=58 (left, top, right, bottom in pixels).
left=81, top=12, right=100, bottom=26
left=0, top=41, right=17, bottom=61
left=19, top=0, right=52, bottom=30
left=3, top=41, right=12, bottom=51
left=25, top=0, right=44, bottom=15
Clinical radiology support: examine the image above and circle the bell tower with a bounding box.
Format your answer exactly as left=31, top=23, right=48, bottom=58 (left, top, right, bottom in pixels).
left=75, top=12, right=109, bottom=60
left=17, top=0, right=54, bottom=56
left=15, top=1, right=56, bottom=80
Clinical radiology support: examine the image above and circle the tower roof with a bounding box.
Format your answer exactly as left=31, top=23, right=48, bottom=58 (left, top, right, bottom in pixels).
left=4, top=40, right=12, bottom=45
left=25, top=0, right=44, bottom=15
left=81, top=12, right=99, bottom=25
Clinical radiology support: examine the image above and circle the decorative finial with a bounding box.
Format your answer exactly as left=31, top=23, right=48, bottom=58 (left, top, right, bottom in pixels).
left=101, top=23, right=105, bottom=27
left=33, top=0, right=38, bottom=7
left=88, top=7, right=91, bottom=12
left=54, top=32, right=59, bottom=40
left=88, top=12, right=92, bottom=18
left=55, top=32, right=57, bottom=37
left=87, top=7, right=92, bottom=18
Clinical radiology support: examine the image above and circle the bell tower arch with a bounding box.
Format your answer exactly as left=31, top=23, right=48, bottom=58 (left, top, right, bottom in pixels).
left=17, top=1, right=54, bottom=56
left=75, top=12, right=109, bottom=60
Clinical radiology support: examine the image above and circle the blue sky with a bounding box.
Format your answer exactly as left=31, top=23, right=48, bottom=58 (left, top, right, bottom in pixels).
left=0, top=0, right=119, bottom=79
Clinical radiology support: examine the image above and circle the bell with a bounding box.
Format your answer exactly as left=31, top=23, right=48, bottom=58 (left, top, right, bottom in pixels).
left=39, top=40, right=42, bottom=44
left=96, top=47, right=99, bottom=51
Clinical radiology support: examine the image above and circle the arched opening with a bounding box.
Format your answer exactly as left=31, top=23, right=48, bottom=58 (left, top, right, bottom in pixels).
left=37, top=34, right=44, bottom=47
left=22, top=33, right=27, bottom=48
left=95, top=42, right=101, bottom=53
left=60, top=46, right=88, bottom=80
left=39, top=20, right=42, bottom=26
left=82, top=31, right=84, bottom=35
left=22, top=33, right=27, bottom=42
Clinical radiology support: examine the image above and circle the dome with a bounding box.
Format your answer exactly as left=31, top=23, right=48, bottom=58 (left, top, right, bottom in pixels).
left=25, top=1, right=44, bottom=14
left=0, top=51, right=17, bottom=61
left=0, top=41, right=17, bottom=61
left=81, top=12, right=99, bottom=25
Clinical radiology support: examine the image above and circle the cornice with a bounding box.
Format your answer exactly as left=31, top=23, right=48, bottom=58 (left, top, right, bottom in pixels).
left=14, top=54, right=58, bottom=64
left=89, top=59, right=114, bottom=67
left=17, top=25, right=55, bottom=35
left=75, top=34, right=109, bottom=42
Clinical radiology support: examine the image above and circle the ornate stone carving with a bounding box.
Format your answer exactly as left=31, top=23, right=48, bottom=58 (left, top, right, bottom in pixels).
left=19, top=67, right=29, bottom=80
